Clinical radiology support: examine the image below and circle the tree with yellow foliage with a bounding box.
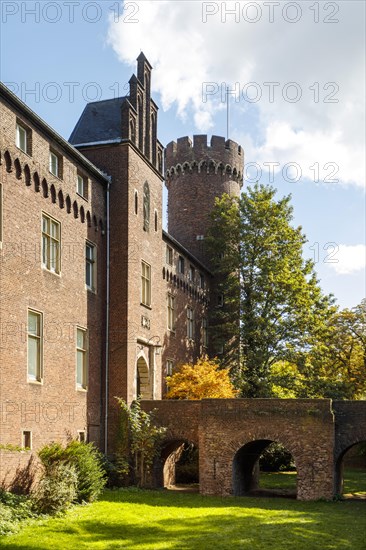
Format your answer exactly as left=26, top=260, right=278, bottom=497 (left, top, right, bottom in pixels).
left=165, top=357, right=238, bottom=400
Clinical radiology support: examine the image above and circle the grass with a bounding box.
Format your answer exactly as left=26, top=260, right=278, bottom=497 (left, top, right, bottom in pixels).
left=1, top=485, right=365, bottom=550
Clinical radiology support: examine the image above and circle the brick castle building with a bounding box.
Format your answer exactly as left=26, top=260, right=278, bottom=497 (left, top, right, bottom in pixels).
left=0, top=53, right=243, bottom=484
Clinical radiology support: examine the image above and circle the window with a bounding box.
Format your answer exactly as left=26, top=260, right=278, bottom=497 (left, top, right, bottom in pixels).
left=16, top=123, right=27, bottom=153
left=78, top=431, right=86, bottom=443
left=187, top=307, right=195, bottom=339
left=199, top=273, right=205, bottom=289
left=27, top=310, right=42, bottom=382
left=188, top=265, right=195, bottom=282
left=143, top=181, right=150, bottom=231
left=196, top=235, right=204, bottom=241
left=218, top=293, right=224, bottom=307
left=141, top=261, right=151, bottom=307
left=154, top=210, right=158, bottom=232
left=202, top=317, right=208, bottom=348
left=167, top=294, right=176, bottom=331
left=22, top=431, right=32, bottom=449
left=76, top=328, right=88, bottom=389
left=86, top=242, right=96, bottom=291
left=166, top=359, right=174, bottom=377
left=134, top=191, right=138, bottom=214
left=77, top=174, right=88, bottom=199
left=166, top=245, right=173, bottom=265
left=42, top=214, right=61, bottom=273
left=178, top=255, right=185, bottom=274
left=49, top=150, right=62, bottom=178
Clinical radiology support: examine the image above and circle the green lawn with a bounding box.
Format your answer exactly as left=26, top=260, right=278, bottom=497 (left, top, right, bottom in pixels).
left=2, top=487, right=365, bottom=550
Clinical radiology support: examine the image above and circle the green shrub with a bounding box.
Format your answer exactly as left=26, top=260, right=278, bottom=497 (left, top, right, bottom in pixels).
left=38, top=440, right=107, bottom=504
left=31, top=462, right=77, bottom=515
left=0, top=490, right=36, bottom=535
left=63, top=441, right=107, bottom=502
left=259, top=442, right=296, bottom=472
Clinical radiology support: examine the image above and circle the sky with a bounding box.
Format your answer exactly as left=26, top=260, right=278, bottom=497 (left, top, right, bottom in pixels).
left=1, top=0, right=365, bottom=309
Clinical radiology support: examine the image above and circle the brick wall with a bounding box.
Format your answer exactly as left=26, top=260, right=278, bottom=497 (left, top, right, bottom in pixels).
left=0, top=95, right=107, bottom=486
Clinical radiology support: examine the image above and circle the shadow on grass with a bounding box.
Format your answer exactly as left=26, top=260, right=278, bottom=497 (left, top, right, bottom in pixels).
left=2, top=490, right=365, bottom=550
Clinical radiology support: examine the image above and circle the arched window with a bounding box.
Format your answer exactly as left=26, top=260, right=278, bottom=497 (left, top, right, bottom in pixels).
left=80, top=205, right=85, bottom=223
left=66, top=195, right=71, bottom=213
left=73, top=201, right=78, bottom=219
left=143, top=181, right=150, bottom=232
left=86, top=211, right=91, bottom=227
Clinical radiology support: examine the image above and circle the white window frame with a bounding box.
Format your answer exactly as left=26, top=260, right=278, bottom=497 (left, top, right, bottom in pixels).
left=86, top=241, right=97, bottom=292
left=16, top=123, right=27, bottom=153
left=141, top=261, right=151, bottom=307
left=178, top=255, right=184, bottom=274
left=167, top=293, right=176, bottom=332
left=27, top=309, right=43, bottom=382
left=77, top=430, right=86, bottom=443
left=49, top=151, right=61, bottom=177
left=76, top=327, right=88, bottom=390
left=42, top=213, right=61, bottom=274
left=188, top=265, right=195, bottom=282
left=77, top=174, right=87, bottom=199
left=187, top=307, right=195, bottom=340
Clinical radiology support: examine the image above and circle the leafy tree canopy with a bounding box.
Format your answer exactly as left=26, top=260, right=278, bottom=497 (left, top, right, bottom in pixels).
left=166, top=357, right=238, bottom=399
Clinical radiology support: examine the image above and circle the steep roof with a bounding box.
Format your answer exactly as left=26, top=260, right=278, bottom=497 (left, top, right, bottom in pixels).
left=69, top=96, right=127, bottom=147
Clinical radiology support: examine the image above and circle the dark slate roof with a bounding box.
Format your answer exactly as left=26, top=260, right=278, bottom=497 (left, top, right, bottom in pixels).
left=69, top=96, right=127, bottom=146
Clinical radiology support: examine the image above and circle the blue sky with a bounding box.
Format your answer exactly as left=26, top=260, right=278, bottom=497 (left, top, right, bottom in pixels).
left=1, top=0, right=365, bottom=309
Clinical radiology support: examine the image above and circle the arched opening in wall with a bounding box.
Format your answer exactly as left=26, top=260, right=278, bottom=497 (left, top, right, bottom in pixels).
left=14, top=158, right=22, bottom=179
left=50, top=184, right=56, bottom=204
left=24, top=165, right=31, bottom=186
left=335, top=442, right=366, bottom=499
left=160, top=440, right=199, bottom=492
left=233, top=440, right=297, bottom=498
left=136, top=356, right=152, bottom=400
left=4, top=151, right=12, bottom=173
left=58, top=190, right=64, bottom=208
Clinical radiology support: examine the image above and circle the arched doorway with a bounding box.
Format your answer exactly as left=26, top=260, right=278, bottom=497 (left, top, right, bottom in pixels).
left=335, top=441, right=366, bottom=499
left=136, top=356, right=152, bottom=399
left=232, top=439, right=297, bottom=498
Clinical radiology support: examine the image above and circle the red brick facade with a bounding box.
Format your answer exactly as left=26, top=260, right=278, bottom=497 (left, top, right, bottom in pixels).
left=0, top=54, right=243, bottom=479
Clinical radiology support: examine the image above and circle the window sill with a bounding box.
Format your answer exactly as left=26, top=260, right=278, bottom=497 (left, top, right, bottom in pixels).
left=48, top=170, right=63, bottom=181
left=28, top=378, right=43, bottom=385
left=86, top=285, right=97, bottom=295
left=15, top=146, right=32, bottom=158
left=76, top=386, right=88, bottom=393
left=42, top=266, right=61, bottom=277
left=76, top=192, right=88, bottom=202
left=140, top=303, right=152, bottom=310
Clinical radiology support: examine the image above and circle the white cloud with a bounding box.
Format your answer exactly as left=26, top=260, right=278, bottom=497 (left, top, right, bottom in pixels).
left=326, top=244, right=366, bottom=275
left=107, top=0, right=365, bottom=188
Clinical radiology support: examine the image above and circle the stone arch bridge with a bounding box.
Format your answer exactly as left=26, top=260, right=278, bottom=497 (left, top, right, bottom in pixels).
left=141, top=399, right=366, bottom=501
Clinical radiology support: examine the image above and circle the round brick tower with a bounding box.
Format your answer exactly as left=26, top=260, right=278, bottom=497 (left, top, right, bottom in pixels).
left=165, top=135, right=243, bottom=265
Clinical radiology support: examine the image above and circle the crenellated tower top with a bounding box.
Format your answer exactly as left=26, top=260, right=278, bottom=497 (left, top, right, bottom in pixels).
left=165, top=135, right=244, bottom=266
left=165, top=135, right=243, bottom=185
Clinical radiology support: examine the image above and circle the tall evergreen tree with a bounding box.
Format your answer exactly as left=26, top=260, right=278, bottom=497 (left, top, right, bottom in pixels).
left=206, top=183, right=335, bottom=397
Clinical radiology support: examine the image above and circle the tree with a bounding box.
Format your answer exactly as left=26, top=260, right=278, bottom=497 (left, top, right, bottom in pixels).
left=165, top=357, right=238, bottom=399
left=115, top=398, right=166, bottom=487
left=206, top=184, right=335, bottom=397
